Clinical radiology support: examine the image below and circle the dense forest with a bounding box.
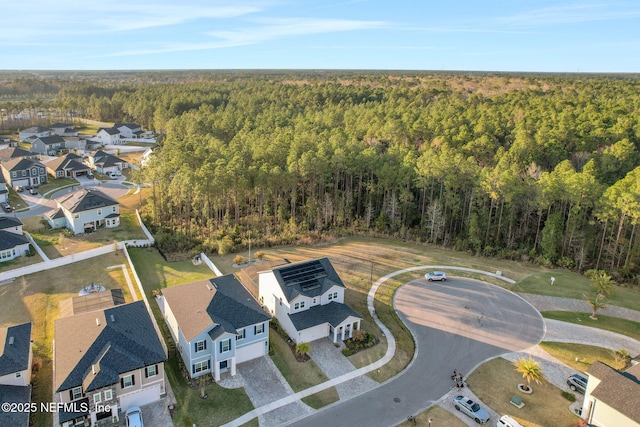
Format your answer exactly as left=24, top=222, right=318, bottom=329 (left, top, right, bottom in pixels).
left=2, top=71, right=640, bottom=282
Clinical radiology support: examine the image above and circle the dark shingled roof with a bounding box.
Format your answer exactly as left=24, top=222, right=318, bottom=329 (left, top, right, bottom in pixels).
left=0, top=322, right=32, bottom=376
left=54, top=301, right=166, bottom=393
left=22, top=126, right=49, bottom=133
left=1, top=157, right=44, bottom=172
left=98, top=127, right=120, bottom=135
left=55, top=188, right=118, bottom=214
left=49, top=123, right=73, bottom=129
left=587, top=361, right=640, bottom=423
left=0, top=230, right=29, bottom=251
left=58, top=396, right=89, bottom=424
left=114, top=123, right=141, bottom=130
left=0, top=385, right=31, bottom=427
left=271, top=257, right=344, bottom=301
left=162, top=274, right=269, bottom=342
left=288, top=302, right=362, bottom=331
left=34, top=135, right=65, bottom=145
left=0, top=216, right=23, bottom=231
left=0, top=147, right=33, bottom=160
left=45, top=153, right=87, bottom=173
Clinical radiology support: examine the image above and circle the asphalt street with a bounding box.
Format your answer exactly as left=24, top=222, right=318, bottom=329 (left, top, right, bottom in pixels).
left=287, top=277, right=544, bottom=427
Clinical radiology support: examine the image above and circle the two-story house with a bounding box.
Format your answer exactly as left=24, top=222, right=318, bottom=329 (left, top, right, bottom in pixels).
left=581, top=361, right=640, bottom=426
left=0, top=158, right=47, bottom=188
left=46, top=189, right=120, bottom=234
left=19, top=126, right=51, bottom=142
left=0, top=217, right=30, bottom=262
left=93, top=128, right=121, bottom=145
left=30, top=135, right=67, bottom=156
left=114, top=123, right=142, bottom=139
left=54, top=301, right=167, bottom=427
left=160, top=274, right=270, bottom=382
left=0, top=173, right=7, bottom=203
left=0, top=322, right=33, bottom=427
left=258, top=258, right=362, bottom=344
left=45, top=153, right=92, bottom=179
left=49, top=123, right=78, bottom=137
left=85, top=150, right=127, bottom=175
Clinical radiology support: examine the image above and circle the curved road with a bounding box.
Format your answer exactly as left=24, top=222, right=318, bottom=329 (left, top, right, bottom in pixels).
left=287, top=277, right=544, bottom=427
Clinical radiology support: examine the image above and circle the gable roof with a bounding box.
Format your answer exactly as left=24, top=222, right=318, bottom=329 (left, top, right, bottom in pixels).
left=59, top=289, right=126, bottom=318
left=0, top=147, right=33, bottom=160
left=0, top=230, right=29, bottom=251
left=288, top=302, right=362, bottom=331
left=587, top=361, right=640, bottom=422
left=1, top=158, right=44, bottom=172
left=45, top=153, right=87, bottom=172
left=34, top=135, right=65, bottom=145
left=270, top=257, right=345, bottom=301
left=0, top=216, right=23, bottom=231
left=55, top=188, right=118, bottom=213
left=238, top=259, right=289, bottom=299
left=49, top=123, right=74, bottom=129
left=98, top=127, right=120, bottom=136
left=0, top=322, right=32, bottom=376
left=162, top=274, right=269, bottom=342
left=54, top=301, right=166, bottom=392
left=90, top=150, right=125, bottom=168
left=114, top=123, right=141, bottom=130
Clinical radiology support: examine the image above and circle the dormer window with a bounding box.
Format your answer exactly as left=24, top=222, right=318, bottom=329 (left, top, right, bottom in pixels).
left=70, top=386, right=82, bottom=400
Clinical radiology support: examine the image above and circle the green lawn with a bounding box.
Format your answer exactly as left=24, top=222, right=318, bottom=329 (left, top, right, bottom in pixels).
left=38, top=178, right=78, bottom=197
left=541, top=311, right=640, bottom=341
left=268, top=329, right=339, bottom=408
left=467, top=357, right=579, bottom=427
left=396, top=405, right=467, bottom=427
left=539, top=342, right=628, bottom=372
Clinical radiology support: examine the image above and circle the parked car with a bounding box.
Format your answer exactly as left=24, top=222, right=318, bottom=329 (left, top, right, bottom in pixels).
left=567, top=373, right=588, bottom=394
left=425, top=271, right=447, bottom=281
left=1, top=202, right=12, bottom=212
left=14, top=185, right=24, bottom=192
left=28, top=187, right=38, bottom=195
left=112, top=170, right=122, bottom=176
left=453, top=395, right=490, bottom=424
left=125, top=406, right=144, bottom=427
left=496, top=414, right=524, bottom=427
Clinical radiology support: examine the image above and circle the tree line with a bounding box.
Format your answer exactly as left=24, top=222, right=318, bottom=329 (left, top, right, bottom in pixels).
left=2, top=71, right=640, bottom=282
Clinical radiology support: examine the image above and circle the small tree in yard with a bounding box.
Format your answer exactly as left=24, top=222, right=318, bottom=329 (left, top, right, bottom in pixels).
left=513, top=356, right=544, bottom=392
left=591, top=270, right=615, bottom=298
left=295, top=342, right=311, bottom=357
left=584, top=293, right=607, bottom=320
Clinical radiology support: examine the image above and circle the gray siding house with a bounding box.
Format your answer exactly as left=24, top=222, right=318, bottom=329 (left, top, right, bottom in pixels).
left=46, top=189, right=120, bottom=234
left=160, top=274, right=270, bottom=382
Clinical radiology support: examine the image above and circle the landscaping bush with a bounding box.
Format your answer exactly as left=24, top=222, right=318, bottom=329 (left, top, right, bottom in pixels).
left=562, top=391, right=576, bottom=402
left=233, top=255, right=245, bottom=265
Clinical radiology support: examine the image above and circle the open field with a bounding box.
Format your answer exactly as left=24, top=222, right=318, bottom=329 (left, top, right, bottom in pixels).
left=0, top=253, right=137, bottom=427
left=467, top=357, right=579, bottom=427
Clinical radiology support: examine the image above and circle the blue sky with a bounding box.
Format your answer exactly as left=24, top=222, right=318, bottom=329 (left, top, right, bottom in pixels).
left=2, top=0, right=639, bottom=72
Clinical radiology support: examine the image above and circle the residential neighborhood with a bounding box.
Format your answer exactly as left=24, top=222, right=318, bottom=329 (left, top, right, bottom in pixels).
left=0, top=118, right=639, bottom=427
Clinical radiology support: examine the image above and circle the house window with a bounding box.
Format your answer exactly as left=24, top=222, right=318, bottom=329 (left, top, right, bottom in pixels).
left=313, top=298, right=317, bottom=304
left=74, top=214, right=79, bottom=218
left=21, top=171, right=26, bottom=177
left=93, top=393, right=102, bottom=404
left=195, top=340, right=206, bottom=352
left=328, top=293, right=333, bottom=300
left=236, top=329, right=245, bottom=340
left=11, top=172, right=17, bottom=178
left=192, top=360, right=210, bottom=374
left=71, top=386, right=82, bottom=400
left=255, top=323, right=264, bottom=335
left=220, top=360, right=228, bottom=370
left=97, top=209, right=102, bottom=215
left=15, top=372, right=22, bottom=378
left=145, top=365, right=157, bottom=378
left=294, top=301, right=305, bottom=310
left=220, top=339, right=231, bottom=353
left=31, top=168, right=37, bottom=175
left=121, top=374, right=134, bottom=389
left=112, top=207, right=116, bottom=212
left=328, top=291, right=338, bottom=301
left=103, top=389, right=112, bottom=401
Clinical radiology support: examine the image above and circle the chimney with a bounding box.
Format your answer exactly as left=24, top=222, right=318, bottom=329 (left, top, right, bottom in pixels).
left=96, top=318, right=100, bottom=326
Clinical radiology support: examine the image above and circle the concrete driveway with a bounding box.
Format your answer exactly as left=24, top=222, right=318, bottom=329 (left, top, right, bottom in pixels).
left=287, top=277, right=544, bottom=427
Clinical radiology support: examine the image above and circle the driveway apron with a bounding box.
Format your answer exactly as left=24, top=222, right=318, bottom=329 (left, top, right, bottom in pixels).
left=309, top=339, right=378, bottom=399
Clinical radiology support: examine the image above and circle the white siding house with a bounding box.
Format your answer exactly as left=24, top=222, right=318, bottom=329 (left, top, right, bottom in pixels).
left=258, top=258, right=362, bottom=344
left=46, top=189, right=120, bottom=234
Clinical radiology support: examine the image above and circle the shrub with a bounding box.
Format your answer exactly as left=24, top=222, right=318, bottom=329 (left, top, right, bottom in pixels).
left=233, top=255, right=245, bottom=265
left=255, top=251, right=265, bottom=260
left=562, top=391, right=576, bottom=401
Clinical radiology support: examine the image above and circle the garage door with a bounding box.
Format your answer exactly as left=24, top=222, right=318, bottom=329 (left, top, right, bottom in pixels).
left=118, top=384, right=161, bottom=411
left=236, top=340, right=266, bottom=364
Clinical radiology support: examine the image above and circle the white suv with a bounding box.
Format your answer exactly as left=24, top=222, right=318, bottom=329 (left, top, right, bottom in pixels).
left=425, top=271, right=447, bottom=281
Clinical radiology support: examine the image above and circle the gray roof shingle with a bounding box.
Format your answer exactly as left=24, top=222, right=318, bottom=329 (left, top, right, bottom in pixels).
left=0, top=322, right=32, bottom=376
left=288, top=302, right=362, bottom=331
left=271, top=257, right=345, bottom=301
left=54, top=301, right=166, bottom=392
left=55, top=188, right=118, bottom=214
left=587, top=361, right=640, bottom=422
left=0, top=230, right=29, bottom=251
left=0, top=385, right=31, bottom=427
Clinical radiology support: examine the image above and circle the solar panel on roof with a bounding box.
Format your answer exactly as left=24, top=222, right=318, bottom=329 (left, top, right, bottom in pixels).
left=279, top=260, right=326, bottom=290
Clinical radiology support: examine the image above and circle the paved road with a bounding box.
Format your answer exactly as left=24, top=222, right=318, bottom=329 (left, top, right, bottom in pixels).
left=287, top=277, right=544, bottom=427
